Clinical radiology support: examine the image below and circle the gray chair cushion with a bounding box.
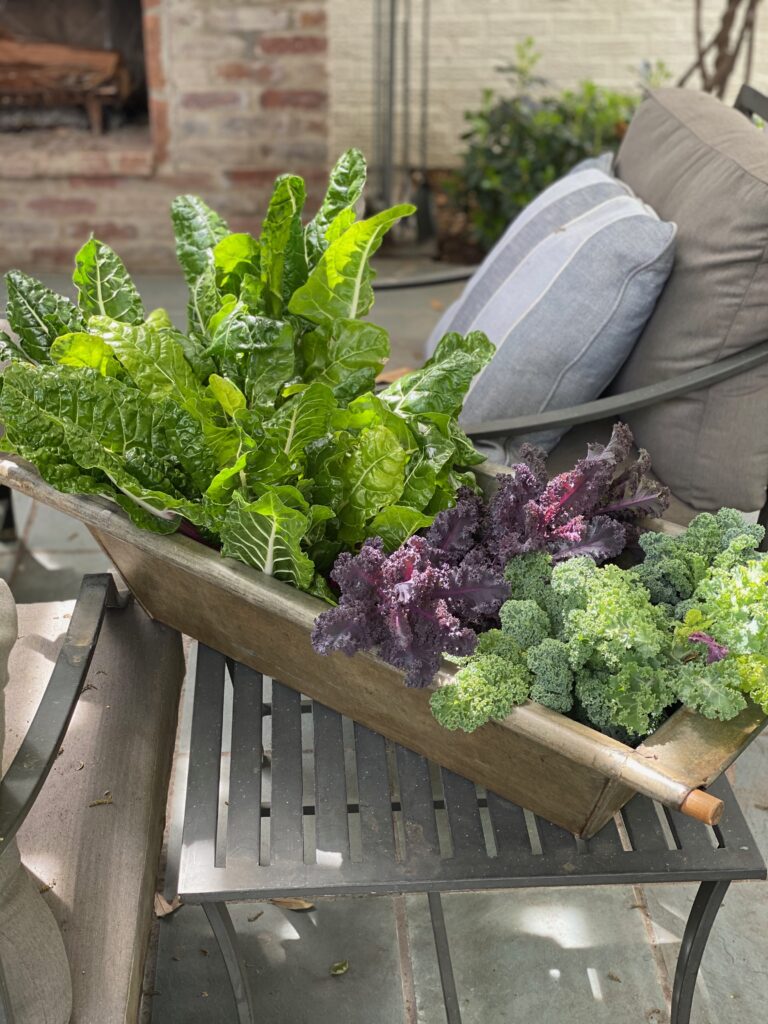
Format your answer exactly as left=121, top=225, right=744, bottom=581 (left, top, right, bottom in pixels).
left=425, top=168, right=676, bottom=464
left=614, top=88, right=768, bottom=512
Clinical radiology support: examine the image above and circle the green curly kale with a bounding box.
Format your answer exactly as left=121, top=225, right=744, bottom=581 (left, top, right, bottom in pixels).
left=431, top=509, right=768, bottom=736
left=429, top=655, right=530, bottom=732
left=631, top=509, right=764, bottom=610
left=526, top=639, right=574, bottom=713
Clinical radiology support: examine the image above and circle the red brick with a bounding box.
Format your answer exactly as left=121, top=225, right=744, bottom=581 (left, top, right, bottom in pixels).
left=143, top=12, right=165, bottom=92
left=30, top=246, right=78, bottom=269
left=297, top=10, right=326, bottom=29
left=0, top=196, right=16, bottom=210
left=66, top=221, right=139, bottom=241
left=180, top=91, right=241, bottom=110
left=216, top=61, right=273, bottom=83
left=28, top=197, right=97, bottom=215
left=226, top=166, right=329, bottom=186
left=260, top=35, right=326, bottom=55
left=150, top=96, right=170, bottom=165
left=261, top=89, right=326, bottom=110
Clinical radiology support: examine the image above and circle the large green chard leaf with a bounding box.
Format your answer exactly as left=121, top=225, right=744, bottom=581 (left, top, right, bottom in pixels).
left=262, top=382, right=336, bottom=463
left=288, top=204, right=415, bottom=325
left=50, top=332, right=121, bottom=376
left=423, top=329, right=495, bottom=368
left=301, top=319, right=389, bottom=402
left=207, top=307, right=295, bottom=412
left=337, top=424, right=408, bottom=538
left=221, top=490, right=316, bottom=588
left=171, top=195, right=230, bottom=286
left=4, top=270, right=84, bottom=363
left=367, top=506, right=433, bottom=552
left=73, top=239, right=144, bottom=325
left=341, top=392, right=415, bottom=451
left=0, top=363, right=210, bottom=527
left=148, top=307, right=216, bottom=381
left=379, top=330, right=494, bottom=416
left=260, top=175, right=308, bottom=317
left=214, top=233, right=261, bottom=296
left=91, top=316, right=207, bottom=410
left=304, top=148, right=366, bottom=267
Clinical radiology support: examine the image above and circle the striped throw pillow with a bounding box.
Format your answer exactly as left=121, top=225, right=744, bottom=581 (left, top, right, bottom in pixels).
left=426, top=169, right=676, bottom=463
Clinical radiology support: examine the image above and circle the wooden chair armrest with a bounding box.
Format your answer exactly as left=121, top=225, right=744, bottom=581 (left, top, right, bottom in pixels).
left=0, top=574, right=124, bottom=850
left=462, top=340, right=768, bottom=439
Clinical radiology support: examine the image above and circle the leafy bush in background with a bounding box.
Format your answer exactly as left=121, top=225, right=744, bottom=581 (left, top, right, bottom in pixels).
left=449, top=39, right=668, bottom=252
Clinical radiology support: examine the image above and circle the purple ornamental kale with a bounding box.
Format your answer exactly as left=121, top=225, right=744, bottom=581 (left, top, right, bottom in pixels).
left=426, top=422, right=670, bottom=568
left=311, top=535, right=509, bottom=686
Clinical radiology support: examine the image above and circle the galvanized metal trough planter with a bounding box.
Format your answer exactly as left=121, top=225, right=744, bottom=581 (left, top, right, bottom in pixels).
left=2, top=454, right=765, bottom=838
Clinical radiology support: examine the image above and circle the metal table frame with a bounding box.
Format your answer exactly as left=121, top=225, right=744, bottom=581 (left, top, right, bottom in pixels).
left=176, top=646, right=766, bottom=1024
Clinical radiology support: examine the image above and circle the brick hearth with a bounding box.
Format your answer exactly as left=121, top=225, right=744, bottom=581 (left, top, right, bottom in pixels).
left=0, top=0, right=330, bottom=272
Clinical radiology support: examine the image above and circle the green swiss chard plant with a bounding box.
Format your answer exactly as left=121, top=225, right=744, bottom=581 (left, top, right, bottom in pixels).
left=0, top=150, right=493, bottom=599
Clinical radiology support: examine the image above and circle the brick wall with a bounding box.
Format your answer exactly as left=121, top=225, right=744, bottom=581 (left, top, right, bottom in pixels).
left=0, top=0, right=330, bottom=273
left=329, top=0, right=768, bottom=177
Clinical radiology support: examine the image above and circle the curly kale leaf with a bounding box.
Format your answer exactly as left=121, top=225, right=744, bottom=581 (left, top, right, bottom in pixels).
left=526, top=639, right=574, bottom=713
left=429, top=655, right=530, bottom=732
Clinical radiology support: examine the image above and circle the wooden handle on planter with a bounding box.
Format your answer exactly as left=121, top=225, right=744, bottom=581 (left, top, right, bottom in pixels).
left=679, top=788, right=724, bottom=826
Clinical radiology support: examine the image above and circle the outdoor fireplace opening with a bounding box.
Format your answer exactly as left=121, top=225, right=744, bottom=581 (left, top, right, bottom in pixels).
left=0, top=0, right=148, bottom=135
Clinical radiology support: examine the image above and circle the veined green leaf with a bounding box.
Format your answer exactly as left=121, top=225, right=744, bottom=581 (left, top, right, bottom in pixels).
left=424, top=330, right=495, bottom=368
left=367, top=506, right=433, bottom=551
left=288, top=204, right=415, bottom=325
left=337, top=424, right=407, bottom=534
left=301, top=318, right=389, bottom=402
left=221, top=490, right=315, bottom=588
left=207, top=308, right=295, bottom=412
left=214, top=233, right=261, bottom=296
left=73, top=239, right=144, bottom=325
left=4, top=270, right=84, bottom=363
left=400, top=452, right=437, bottom=509
left=324, top=208, right=356, bottom=246
left=171, top=195, right=230, bottom=285
left=147, top=307, right=175, bottom=329
left=208, top=374, right=247, bottom=416
left=304, top=148, right=366, bottom=266
left=187, top=263, right=222, bottom=345
left=379, top=330, right=494, bottom=417
left=262, top=381, right=335, bottom=462
left=92, top=315, right=209, bottom=408
left=260, top=174, right=308, bottom=317
left=0, top=363, right=211, bottom=524
left=50, top=331, right=121, bottom=376
left=341, top=391, right=415, bottom=451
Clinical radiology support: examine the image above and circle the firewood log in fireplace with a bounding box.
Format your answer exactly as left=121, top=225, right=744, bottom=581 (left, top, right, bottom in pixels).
left=0, top=37, right=130, bottom=134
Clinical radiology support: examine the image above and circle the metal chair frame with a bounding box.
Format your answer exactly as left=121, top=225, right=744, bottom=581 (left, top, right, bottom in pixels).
left=176, top=647, right=766, bottom=1024
left=0, top=575, right=125, bottom=1024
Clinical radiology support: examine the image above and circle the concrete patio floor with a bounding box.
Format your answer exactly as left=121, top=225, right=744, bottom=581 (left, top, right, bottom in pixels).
left=0, top=265, right=766, bottom=1023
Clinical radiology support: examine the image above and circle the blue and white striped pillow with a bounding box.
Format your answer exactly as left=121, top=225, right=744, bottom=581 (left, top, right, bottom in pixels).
left=426, top=168, right=676, bottom=462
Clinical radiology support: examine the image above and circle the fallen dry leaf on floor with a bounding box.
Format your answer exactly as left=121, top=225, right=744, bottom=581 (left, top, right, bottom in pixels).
left=248, top=911, right=264, bottom=923
left=607, top=972, right=622, bottom=983
left=88, top=792, right=113, bottom=808
left=330, top=960, right=349, bottom=977
left=75, top=761, right=85, bottom=772
left=430, top=298, right=445, bottom=311
left=154, top=893, right=182, bottom=918
left=269, top=897, right=315, bottom=912
left=38, top=880, right=56, bottom=894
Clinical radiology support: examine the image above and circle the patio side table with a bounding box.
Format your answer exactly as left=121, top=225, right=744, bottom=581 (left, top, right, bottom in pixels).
left=176, top=645, right=767, bottom=1024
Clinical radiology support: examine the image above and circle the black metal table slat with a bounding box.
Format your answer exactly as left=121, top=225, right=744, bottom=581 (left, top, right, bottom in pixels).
left=534, top=812, right=578, bottom=857
left=225, top=663, right=263, bottom=864
left=354, top=723, right=397, bottom=861
left=396, top=745, right=440, bottom=859
left=621, top=795, right=673, bottom=853
left=485, top=791, right=531, bottom=857
left=312, top=702, right=351, bottom=862
left=441, top=769, right=486, bottom=857
left=580, top=814, right=627, bottom=858
left=182, top=646, right=226, bottom=851
left=269, top=682, right=304, bottom=865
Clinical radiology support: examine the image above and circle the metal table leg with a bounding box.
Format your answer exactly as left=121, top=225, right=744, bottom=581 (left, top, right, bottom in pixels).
left=428, top=891, right=463, bottom=1024
left=203, top=902, right=256, bottom=1024
left=670, top=879, right=731, bottom=1024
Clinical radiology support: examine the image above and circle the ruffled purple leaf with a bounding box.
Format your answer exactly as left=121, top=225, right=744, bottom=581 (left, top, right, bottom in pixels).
left=550, top=516, right=627, bottom=564
left=688, top=632, right=729, bottom=664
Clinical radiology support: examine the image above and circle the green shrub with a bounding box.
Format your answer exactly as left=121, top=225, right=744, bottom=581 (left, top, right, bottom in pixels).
left=449, top=39, right=667, bottom=251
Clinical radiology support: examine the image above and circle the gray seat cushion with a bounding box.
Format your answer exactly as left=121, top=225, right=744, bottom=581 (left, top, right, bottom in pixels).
left=614, top=88, right=768, bottom=512
left=425, top=168, right=676, bottom=465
